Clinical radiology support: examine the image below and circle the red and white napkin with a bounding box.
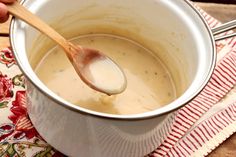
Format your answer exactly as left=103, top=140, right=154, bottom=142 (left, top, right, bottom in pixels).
left=147, top=6, right=236, bottom=157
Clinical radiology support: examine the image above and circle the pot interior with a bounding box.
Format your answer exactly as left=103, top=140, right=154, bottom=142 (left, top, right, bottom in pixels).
left=10, top=0, right=215, bottom=118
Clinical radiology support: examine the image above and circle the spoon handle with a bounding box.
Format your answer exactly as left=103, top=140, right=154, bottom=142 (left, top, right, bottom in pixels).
left=7, top=2, right=69, bottom=53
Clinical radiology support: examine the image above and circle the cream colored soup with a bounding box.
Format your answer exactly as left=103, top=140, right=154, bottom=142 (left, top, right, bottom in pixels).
left=35, top=34, right=176, bottom=115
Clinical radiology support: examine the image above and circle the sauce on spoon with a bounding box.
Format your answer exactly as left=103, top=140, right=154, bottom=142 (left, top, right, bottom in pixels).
left=82, top=51, right=127, bottom=95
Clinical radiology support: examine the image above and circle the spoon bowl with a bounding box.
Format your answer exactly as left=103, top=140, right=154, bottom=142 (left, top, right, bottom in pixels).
left=66, top=44, right=127, bottom=95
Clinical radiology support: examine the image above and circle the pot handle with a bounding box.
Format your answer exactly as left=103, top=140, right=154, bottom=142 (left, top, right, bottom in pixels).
left=212, top=20, right=236, bottom=41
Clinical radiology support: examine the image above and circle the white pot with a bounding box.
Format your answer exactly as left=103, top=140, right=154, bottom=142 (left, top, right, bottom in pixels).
left=10, top=0, right=232, bottom=156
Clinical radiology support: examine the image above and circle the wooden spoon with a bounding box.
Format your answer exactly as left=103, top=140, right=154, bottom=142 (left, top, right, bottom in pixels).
left=7, top=2, right=127, bottom=95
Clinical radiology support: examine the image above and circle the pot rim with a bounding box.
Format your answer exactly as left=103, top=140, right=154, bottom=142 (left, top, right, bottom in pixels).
left=9, top=0, right=216, bottom=121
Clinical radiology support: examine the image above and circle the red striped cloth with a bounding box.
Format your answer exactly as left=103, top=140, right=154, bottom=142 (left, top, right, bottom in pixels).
left=148, top=6, right=236, bottom=157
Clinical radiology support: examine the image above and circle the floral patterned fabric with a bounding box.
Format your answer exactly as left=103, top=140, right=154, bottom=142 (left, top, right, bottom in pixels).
left=0, top=47, right=66, bottom=157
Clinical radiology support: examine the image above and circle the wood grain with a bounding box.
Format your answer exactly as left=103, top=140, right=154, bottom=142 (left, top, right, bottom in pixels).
left=0, top=37, right=9, bottom=49
left=0, top=18, right=10, bottom=35
left=192, top=0, right=236, bottom=4
left=196, top=2, right=236, bottom=22
left=208, top=133, right=236, bottom=157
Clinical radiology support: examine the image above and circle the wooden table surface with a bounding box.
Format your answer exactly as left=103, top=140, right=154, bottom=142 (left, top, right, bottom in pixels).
left=0, top=2, right=235, bottom=157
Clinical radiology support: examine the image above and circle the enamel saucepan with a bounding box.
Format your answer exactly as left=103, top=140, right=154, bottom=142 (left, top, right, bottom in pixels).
left=9, top=0, right=236, bottom=156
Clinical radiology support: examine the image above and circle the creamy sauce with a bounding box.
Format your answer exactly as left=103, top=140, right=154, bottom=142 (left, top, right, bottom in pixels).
left=84, top=57, right=127, bottom=95
left=35, top=34, right=176, bottom=115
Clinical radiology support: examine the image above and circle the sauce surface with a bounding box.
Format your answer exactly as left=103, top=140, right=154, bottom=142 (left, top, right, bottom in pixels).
left=35, top=34, right=176, bottom=115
